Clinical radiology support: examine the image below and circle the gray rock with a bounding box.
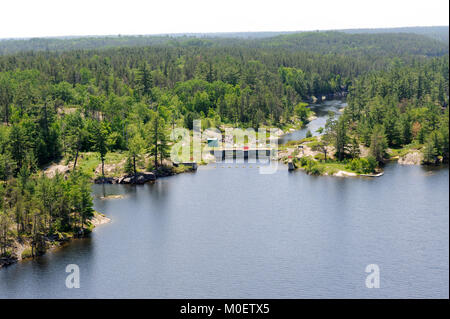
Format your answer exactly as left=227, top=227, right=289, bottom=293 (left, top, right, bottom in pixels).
left=122, top=177, right=132, bottom=184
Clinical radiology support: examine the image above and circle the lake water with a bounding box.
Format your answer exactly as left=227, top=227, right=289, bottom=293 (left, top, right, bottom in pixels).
left=1, top=101, right=448, bottom=299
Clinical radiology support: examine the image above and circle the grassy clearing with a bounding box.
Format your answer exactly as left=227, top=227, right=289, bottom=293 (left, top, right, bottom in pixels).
left=280, top=120, right=305, bottom=132
left=278, top=136, right=318, bottom=151
left=76, top=151, right=128, bottom=177
left=387, top=143, right=423, bottom=159
left=294, top=156, right=358, bottom=176
left=320, top=162, right=357, bottom=175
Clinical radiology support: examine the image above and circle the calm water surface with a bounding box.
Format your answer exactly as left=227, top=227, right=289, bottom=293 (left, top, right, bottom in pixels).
left=1, top=101, right=448, bottom=298
left=279, top=100, right=343, bottom=143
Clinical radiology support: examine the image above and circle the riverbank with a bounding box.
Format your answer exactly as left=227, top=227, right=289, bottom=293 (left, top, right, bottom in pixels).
left=278, top=135, right=382, bottom=177
left=0, top=211, right=110, bottom=269
left=45, top=152, right=199, bottom=185
left=278, top=127, right=448, bottom=177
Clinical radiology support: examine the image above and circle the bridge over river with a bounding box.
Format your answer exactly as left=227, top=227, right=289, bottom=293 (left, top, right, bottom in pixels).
left=209, top=147, right=276, bottom=161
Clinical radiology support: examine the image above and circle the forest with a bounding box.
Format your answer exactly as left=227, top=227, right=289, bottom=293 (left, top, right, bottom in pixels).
left=0, top=30, right=449, bottom=260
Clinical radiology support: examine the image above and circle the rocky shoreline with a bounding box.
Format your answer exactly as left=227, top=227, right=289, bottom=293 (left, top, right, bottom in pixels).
left=397, top=151, right=424, bottom=165
left=305, top=90, right=348, bottom=104
left=94, top=171, right=157, bottom=184
left=0, top=212, right=110, bottom=270
left=93, top=164, right=197, bottom=185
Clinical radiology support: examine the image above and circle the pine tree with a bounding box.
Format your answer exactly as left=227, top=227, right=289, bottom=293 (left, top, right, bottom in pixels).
left=93, top=122, right=111, bottom=177
left=127, top=132, right=146, bottom=177
left=137, top=63, right=153, bottom=98
left=369, top=125, right=388, bottom=162
left=334, top=119, right=348, bottom=161
left=423, top=138, right=438, bottom=165
left=349, top=137, right=361, bottom=159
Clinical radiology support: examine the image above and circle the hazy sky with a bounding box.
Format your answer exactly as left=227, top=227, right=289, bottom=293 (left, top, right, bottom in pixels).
left=1, top=0, right=448, bottom=38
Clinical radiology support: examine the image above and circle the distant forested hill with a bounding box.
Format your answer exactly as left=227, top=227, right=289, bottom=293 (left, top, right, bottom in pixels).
left=253, top=31, right=449, bottom=56
left=0, top=29, right=448, bottom=56
left=341, top=26, right=449, bottom=43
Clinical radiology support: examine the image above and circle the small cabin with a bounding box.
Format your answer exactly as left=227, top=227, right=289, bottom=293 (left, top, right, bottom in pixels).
left=207, top=138, right=219, bottom=148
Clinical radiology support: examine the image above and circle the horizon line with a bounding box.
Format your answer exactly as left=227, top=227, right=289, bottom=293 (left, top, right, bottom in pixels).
left=1, top=25, right=448, bottom=41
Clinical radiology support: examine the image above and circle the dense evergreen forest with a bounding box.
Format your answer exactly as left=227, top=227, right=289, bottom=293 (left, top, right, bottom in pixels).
left=0, top=29, right=448, bottom=55
left=341, top=26, right=449, bottom=43
left=0, top=29, right=449, bottom=260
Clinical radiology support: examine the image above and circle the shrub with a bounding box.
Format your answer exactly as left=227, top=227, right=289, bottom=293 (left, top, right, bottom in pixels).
left=346, top=157, right=377, bottom=174
left=172, top=165, right=188, bottom=174
left=21, top=247, right=33, bottom=259
left=146, top=162, right=155, bottom=172
left=303, top=158, right=323, bottom=175
left=306, top=162, right=323, bottom=175
left=314, top=153, right=325, bottom=161
left=124, top=157, right=134, bottom=174
left=365, top=156, right=378, bottom=173
left=1, top=250, right=12, bottom=258
left=308, top=165, right=322, bottom=175
left=298, top=156, right=310, bottom=167
left=347, top=158, right=361, bottom=172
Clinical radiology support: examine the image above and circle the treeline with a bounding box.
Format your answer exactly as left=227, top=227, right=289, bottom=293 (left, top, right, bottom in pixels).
left=1, top=31, right=448, bottom=56
left=341, top=26, right=449, bottom=44
left=254, top=32, right=449, bottom=57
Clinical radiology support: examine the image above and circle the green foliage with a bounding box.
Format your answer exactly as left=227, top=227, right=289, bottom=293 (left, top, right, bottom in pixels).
left=348, top=137, right=361, bottom=159
left=0, top=27, right=448, bottom=252
left=305, top=130, right=313, bottom=138
left=0, top=32, right=446, bottom=171
left=127, top=132, right=146, bottom=175
left=422, top=133, right=440, bottom=165
left=314, top=153, right=325, bottom=161
left=295, top=156, right=323, bottom=175
left=295, top=103, right=311, bottom=122
left=146, top=108, right=171, bottom=168
left=346, top=57, right=448, bottom=165
left=124, top=156, right=134, bottom=175
left=21, top=247, right=33, bottom=259
left=369, top=125, right=388, bottom=162
left=0, top=152, right=16, bottom=181
left=0, top=171, right=95, bottom=257
left=346, top=156, right=377, bottom=174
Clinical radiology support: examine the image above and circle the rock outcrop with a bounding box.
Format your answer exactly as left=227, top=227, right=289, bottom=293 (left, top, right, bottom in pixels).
left=398, top=151, right=423, bottom=165
left=94, top=172, right=156, bottom=184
